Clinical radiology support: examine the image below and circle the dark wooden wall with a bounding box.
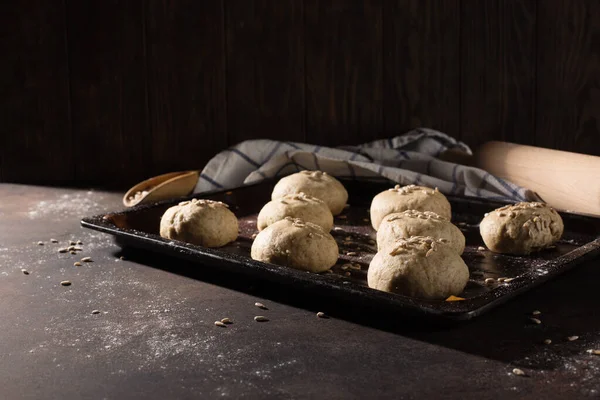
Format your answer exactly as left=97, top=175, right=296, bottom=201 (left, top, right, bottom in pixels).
left=2, top=0, right=599, bottom=188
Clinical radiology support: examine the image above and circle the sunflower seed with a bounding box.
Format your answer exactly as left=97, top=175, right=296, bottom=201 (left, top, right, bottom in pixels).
left=484, top=278, right=495, bottom=285
left=503, top=278, right=515, bottom=283
left=60, top=280, right=72, bottom=286
left=349, top=264, right=361, bottom=271
left=497, top=277, right=508, bottom=282
left=214, top=321, right=227, bottom=327
left=477, top=246, right=486, bottom=251
left=529, top=317, right=542, bottom=325
left=58, top=248, right=68, bottom=253
left=21, top=269, right=30, bottom=275
left=254, top=302, right=268, bottom=310
left=532, top=310, right=541, bottom=315
left=543, top=339, right=552, bottom=345
left=73, top=262, right=82, bottom=267
left=67, top=246, right=75, bottom=251
left=69, top=241, right=76, bottom=246
left=220, top=318, right=233, bottom=324
left=70, top=251, right=76, bottom=255
left=512, top=368, right=526, bottom=376
left=254, top=316, right=269, bottom=322
left=346, top=252, right=358, bottom=256
left=91, top=310, right=101, bottom=315
left=50, top=239, right=58, bottom=243
left=567, top=336, right=579, bottom=342
left=72, top=247, right=83, bottom=251
left=77, top=241, right=83, bottom=245
left=316, top=312, right=328, bottom=318
left=81, top=257, right=92, bottom=262
left=37, top=241, right=44, bottom=246
left=119, top=256, right=125, bottom=260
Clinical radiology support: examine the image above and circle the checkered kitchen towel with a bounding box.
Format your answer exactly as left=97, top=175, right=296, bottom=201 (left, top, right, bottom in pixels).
left=194, top=128, right=538, bottom=203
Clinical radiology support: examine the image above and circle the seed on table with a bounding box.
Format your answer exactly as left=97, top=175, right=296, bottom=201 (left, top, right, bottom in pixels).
left=221, top=318, right=233, bottom=324
left=37, top=241, right=44, bottom=246
left=567, top=336, right=579, bottom=342
left=512, top=368, right=527, bottom=376
left=484, top=278, right=495, bottom=285
left=346, top=252, right=358, bottom=256
left=532, top=310, right=541, bottom=315
left=73, top=247, right=83, bottom=251
left=70, top=251, right=76, bottom=255
left=81, top=257, right=92, bottom=262
left=91, top=310, right=101, bottom=315
left=529, top=317, right=542, bottom=325
left=60, top=280, right=72, bottom=286
left=543, top=339, right=552, bottom=345
left=69, top=241, right=76, bottom=246
left=77, top=240, right=83, bottom=245
left=58, top=248, right=68, bottom=253
left=67, top=246, right=75, bottom=251
left=316, top=312, right=328, bottom=319
left=74, top=262, right=82, bottom=267
left=214, top=321, right=227, bottom=327
left=50, top=239, right=58, bottom=243
left=254, top=316, right=269, bottom=322
left=477, top=246, right=486, bottom=251
left=254, top=302, right=268, bottom=310
left=21, top=269, right=30, bottom=275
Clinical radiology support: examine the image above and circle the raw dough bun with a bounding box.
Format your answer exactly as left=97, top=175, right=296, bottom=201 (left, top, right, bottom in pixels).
left=257, top=192, right=334, bottom=232
left=479, top=202, right=564, bottom=255
left=271, top=171, right=348, bottom=215
left=377, top=210, right=465, bottom=254
left=251, top=217, right=339, bottom=273
left=370, top=185, right=452, bottom=230
left=367, top=236, right=469, bottom=300
left=159, top=198, right=238, bottom=248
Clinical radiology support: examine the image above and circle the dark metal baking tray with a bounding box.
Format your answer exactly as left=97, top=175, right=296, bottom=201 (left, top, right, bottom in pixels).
left=81, top=179, right=600, bottom=322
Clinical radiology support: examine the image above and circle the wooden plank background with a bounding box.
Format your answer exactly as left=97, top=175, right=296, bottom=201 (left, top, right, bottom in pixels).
left=1, top=0, right=599, bottom=187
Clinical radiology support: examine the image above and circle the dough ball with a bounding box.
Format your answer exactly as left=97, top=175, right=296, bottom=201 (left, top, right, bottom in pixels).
left=370, top=185, right=451, bottom=230
left=271, top=171, right=348, bottom=215
left=251, top=217, right=339, bottom=273
left=159, top=199, right=238, bottom=247
left=367, top=236, right=469, bottom=300
left=257, top=192, right=334, bottom=232
left=377, top=210, right=465, bottom=254
left=479, top=202, right=564, bottom=255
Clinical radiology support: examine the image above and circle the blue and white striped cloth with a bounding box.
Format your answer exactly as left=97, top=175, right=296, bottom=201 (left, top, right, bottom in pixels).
left=194, top=128, right=538, bottom=203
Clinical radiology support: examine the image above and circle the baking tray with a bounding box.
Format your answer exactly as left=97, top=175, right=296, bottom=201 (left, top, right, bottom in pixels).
left=81, top=179, right=600, bottom=321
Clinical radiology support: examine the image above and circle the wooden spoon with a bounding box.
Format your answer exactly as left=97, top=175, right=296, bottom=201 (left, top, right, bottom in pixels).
left=123, top=170, right=199, bottom=207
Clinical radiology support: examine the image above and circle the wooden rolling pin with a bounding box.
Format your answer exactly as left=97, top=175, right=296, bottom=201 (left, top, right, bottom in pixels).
left=472, top=141, right=600, bottom=216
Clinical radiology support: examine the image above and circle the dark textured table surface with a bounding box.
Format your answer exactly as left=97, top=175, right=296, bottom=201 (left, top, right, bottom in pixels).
left=1, top=184, right=600, bottom=399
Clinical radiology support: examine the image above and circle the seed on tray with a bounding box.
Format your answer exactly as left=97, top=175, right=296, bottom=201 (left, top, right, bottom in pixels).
left=50, top=239, right=58, bottom=243
left=316, top=312, right=328, bottom=318
left=344, top=271, right=351, bottom=277
left=74, top=262, right=82, bottom=267
left=368, top=239, right=376, bottom=245
left=497, top=277, right=508, bottom=282
left=337, top=215, right=347, bottom=219
left=340, top=264, right=350, bottom=270
left=214, top=321, right=227, bottom=327
left=37, top=241, right=44, bottom=246
left=58, top=248, right=68, bottom=253
left=532, top=310, right=541, bottom=315
left=60, top=280, right=72, bottom=286
left=254, top=316, right=269, bottom=322
left=484, top=278, right=495, bottom=285
left=529, top=317, right=542, bottom=325
left=349, top=264, right=361, bottom=270
left=587, top=349, right=600, bottom=355
left=254, top=302, right=268, bottom=310
left=503, top=278, right=515, bottom=283
left=333, top=227, right=343, bottom=231
left=221, top=318, right=233, bottom=324
left=567, top=336, right=579, bottom=342
left=543, top=339, right=552, bottom=345
left=477, top=246, right=486, bottom=251
left=346, top=252, right=358, bottom=256
left=512, top=368, right=527, bottom=377
left=21, top=269, right=30, bottom=275
left=81, top=257, right=92, bottom=262
left=91, top=310, right=101, bottom=315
